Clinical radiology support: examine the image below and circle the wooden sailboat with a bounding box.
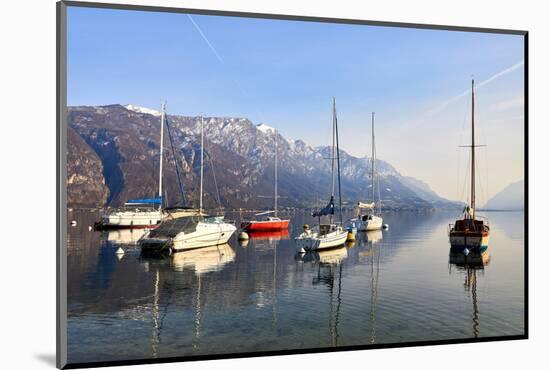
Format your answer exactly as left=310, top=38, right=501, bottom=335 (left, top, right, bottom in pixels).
left=295, top=98, right=348, bottom=253
left=357, top=112, right=383, bottom=231
left=449, top=79, right=490, bottom=252
left=241, top=129, right=290, bottom=231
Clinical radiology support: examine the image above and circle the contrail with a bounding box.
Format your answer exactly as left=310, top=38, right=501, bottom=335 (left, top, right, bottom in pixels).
left=425, top=60, right=524, bottom=117
left=187, top=14, right=225, bottom=65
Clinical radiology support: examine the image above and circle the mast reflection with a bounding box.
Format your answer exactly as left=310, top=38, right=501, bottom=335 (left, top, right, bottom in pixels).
left=299, top=246, right=347, bottom=347
left=448, top=248, right=490, bottom=338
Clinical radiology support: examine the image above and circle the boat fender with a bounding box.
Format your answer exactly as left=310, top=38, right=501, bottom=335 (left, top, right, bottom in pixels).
left=238, top=231, right=249, bottom=240
left=463, top=248, right=470, bottom=256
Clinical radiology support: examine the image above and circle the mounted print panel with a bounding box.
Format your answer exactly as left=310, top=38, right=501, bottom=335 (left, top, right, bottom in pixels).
left=57, top=1, right=527, bottom=368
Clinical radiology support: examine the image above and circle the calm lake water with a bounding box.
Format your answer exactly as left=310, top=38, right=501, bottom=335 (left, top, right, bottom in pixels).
left=66, top=210, right=525, bottom=364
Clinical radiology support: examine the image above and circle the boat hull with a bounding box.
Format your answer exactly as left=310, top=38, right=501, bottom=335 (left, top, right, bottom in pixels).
left=98, top=211, right=162, bottom=230
left=295, top=230, right=348, bottom=252
left=172, top=224, right=236, bottom=252
left=140, top=222, right=237, bottom=254
left=358, top=215, right=383, bottom=231
left=241, top=219, right=290, bottom=231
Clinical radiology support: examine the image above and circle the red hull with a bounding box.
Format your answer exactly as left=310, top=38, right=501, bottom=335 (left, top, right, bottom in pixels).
left=241, top=219, right=290, bottom=231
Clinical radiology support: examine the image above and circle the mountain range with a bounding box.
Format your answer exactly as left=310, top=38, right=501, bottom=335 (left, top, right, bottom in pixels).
left=67, top=104, right=462, bottom=211
left=482, top=179, right=524, bottom=210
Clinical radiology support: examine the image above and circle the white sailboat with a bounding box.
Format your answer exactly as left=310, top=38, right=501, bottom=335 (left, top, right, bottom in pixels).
left=356, top=112, right=383, bottom=231
left=139, top=115, right=236, bottom=254
left=96, top=103, right=167, bottom=229
left=295, top=98, right=348, bottom=253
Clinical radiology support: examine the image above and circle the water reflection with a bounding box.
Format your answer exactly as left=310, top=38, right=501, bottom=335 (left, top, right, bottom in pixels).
left=106, top=228, right=148, bottom=246
left=365, top=230, right=383, bottom=245
left=248, top=229, right=290, bottom=241
left=66, top=210, right=524, bottom=364
left=448, top=248, right=491, bottom=338
left=300, top=247, right=348, bottom=265
left=170, top=244, right=236, bottom=274
left=369, top=244, right=381, bottom=344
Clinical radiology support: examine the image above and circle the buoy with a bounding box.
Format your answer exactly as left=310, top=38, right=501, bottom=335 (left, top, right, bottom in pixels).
left=88, top=226, right=92, bottom=231
left=116, top=246, right=124, bottom=255
left=71, top=220, right=77, bottom=227
left=383, top=224, right=389, bottom=230
left=346, top=231, right=356, bottom=242
left=238, top=231, right=249, bottom=241
left=463, top=247, right=470, bottom=256
left=299, top=247, right=306, bottom=254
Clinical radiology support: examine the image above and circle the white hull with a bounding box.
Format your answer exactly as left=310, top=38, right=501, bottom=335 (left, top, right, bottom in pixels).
left=102, top=210, right=162, bottom=227
left=358, top=215, right=383, bottom=231
left=140, top=220, right=236, bottom=253
left=295, top=227, right=348, bottom=252
left=172, top=222, right=236, bottom=251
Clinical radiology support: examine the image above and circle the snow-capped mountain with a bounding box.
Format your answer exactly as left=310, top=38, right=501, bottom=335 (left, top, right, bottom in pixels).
left=124, top=104, right=161, bottom=117
left=67, top=104, right=459, bottom=210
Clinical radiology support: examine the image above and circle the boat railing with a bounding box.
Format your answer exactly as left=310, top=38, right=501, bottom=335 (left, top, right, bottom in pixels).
left=448, top=223, right=454, bottom=235
left=476, top=215, right=490, bottom=226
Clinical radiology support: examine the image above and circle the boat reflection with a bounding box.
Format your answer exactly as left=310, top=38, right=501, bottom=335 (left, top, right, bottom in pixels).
left=248, top=229, right=290, bottom=241
left=449, top=249, right=491, bottom=268
left=448, top=248, right=491, bottom=338
left=104, top=228, right=148, bottom=246
left=304, top=246, right=346, bottom=347
left=148, top=243, right=236, bottom=357
left=366, top=230, right=383, bottom=245
left=170, top=243, right=236, bottom=275
left=299, top=246, right=348, bottom=265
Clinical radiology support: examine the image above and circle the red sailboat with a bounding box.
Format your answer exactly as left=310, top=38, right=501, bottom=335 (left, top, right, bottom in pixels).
left=241, top=129, right=290, bottom=232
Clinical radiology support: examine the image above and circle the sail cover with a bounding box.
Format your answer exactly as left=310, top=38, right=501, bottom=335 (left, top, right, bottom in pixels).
left=126, top=197, right=162, bottom=205
left=357, top=201, right=375, bottom=209
left=312, top=196, right=335, bottom=217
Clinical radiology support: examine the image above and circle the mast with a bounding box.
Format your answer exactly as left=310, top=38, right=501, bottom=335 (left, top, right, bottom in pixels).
left=331, top=99, right=336, bottom=199
left=200, top=115, right=204, bottom=214
left=158, top=102, right=165, bottom=210
left=371, top=112, right=375, bottom=206
left=471, top=79, right=476, bottom=223
left=330, top=98, right=336, bottom=224
left=334, top=98, right=343, bottom=224
left=274, top=130, right=278, bottom=217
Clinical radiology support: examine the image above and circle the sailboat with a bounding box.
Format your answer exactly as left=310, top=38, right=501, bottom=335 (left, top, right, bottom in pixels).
left=96, top=103, right=168, bottom=229
left=449, top=79, right=490, bottom=252
left=139, top=115, right=236, bottom=254
left=295, top=98, right=348, bottom=253
left=241, top=129, right=290, bottom=232
left=356, top=112, right=383, bottom=231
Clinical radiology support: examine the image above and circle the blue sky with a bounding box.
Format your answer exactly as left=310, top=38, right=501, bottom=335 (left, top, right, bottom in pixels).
left=67, top=6, right=525, bottom=202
